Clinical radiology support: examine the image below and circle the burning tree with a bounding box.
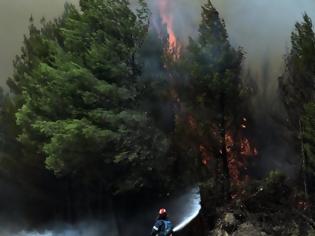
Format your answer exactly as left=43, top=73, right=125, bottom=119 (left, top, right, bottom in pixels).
left=158, top=0, right=178, bottom=54
left=174, top=0, right=250, bottom=201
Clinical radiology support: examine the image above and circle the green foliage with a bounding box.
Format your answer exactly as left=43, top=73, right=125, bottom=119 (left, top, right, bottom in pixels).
left=176, top=0, right=245, bottom=186
left=199, top=0, right=228, bottom=46
left=8, top=11, right=68, bottom=96
left=279, top=14, right=315, bottom=131
left=10, top=0, right=171, bottom=195
left=279, top=14, right=315, bottom=194
left=179, top=0, right=244, bottom=135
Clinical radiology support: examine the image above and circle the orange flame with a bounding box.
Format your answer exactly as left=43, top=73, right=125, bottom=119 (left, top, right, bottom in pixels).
left=158, top=0, right=180, bottom=56
left=225, top=130, right=258, bottom=185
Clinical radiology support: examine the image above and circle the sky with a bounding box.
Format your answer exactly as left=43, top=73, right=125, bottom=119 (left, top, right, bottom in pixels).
left=1, top=0, right=315, bottom=92
left=213, top=0, right=315, bottom=99
left=147, top=0, right=315, bottom=99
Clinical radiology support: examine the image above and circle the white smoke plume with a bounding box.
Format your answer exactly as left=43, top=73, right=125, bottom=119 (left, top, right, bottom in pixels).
left=0, top=220, right=119, bottom=236
left=145, top=0, right=315, bottom=96
left=2, top=0, right=315, bottom=93
left=0, top=188, right=200, bottom=236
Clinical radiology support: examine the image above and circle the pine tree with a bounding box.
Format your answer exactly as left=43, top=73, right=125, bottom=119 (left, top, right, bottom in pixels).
left=279, top=14, right=315, bottom=196
left=11, top=0, right=171, bottom=202
left=178, top=0, right=244, bottom=200
left=279, top=14, right=315, bottom=133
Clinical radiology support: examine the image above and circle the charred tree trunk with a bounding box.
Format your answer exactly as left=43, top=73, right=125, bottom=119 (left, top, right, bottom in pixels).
left=220, top=91, right=230, bottom=201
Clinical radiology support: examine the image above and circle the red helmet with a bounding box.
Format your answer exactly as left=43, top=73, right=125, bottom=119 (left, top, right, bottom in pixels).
left=159, top=208, right=167, bottom=216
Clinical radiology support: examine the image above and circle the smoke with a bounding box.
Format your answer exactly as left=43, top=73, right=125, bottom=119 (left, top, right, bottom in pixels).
left=0, top=1, right=312, bottom=234
left=0, top=220, right=119, bottom=236
left=172, top=187, right=201, bottom=232
left=1, top=0, right=315, bottom=97
left=145, top=0, right=315, bottom=94
left=213, top=0, right=315, bottom=100
left=146, top=0, right=315, bottom=176
left=0, top=188, right=200, bottom=236
left=114, top=187, right=201, bottom=235
left=1, top=0, right=314, bottom=99
left=211, top=0, right=315, bottom=176
left=146, top=0, right=313, bottom=103
left=146, top=0, right=202, bottom=44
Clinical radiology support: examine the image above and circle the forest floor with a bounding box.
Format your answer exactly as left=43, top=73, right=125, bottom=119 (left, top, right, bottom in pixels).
left=182, top=172, right=315, bottom=236
left=209, top=175, right=315, bottom=235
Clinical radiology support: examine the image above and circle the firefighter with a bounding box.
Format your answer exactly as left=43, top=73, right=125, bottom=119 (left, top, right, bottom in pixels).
left=151, top=208, right=174, bottom=236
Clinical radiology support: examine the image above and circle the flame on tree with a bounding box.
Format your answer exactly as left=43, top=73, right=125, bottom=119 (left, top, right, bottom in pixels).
left=155, top=0, right=256, bottom=199
left=158, top=0, right=181, bottom=58
left=173, top=0, right=251, bottom=200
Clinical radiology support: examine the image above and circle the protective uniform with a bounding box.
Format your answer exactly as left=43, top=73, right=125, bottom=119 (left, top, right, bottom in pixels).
left=151, top=208, right=174, bottom=236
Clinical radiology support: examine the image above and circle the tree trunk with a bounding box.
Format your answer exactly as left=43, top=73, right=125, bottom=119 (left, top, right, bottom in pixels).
left=108, top=196, right=123, bottom=236
left=67, top=176, right=75, bottom=222
left=299, top=119, right=308, bottom=199
left=220, top=91, right=230, bottom=201
left=84, top=182, right=92, bottom=217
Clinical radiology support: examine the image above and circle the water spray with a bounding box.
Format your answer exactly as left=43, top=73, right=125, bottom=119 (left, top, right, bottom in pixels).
left=172, top=187, right=201, bottom=233
left=173, top=208, right=200, bottom=232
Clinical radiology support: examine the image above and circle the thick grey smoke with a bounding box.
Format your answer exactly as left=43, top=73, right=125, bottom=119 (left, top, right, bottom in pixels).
left=0, top=220, right=119, bottom=236
left=2, top=0, right=315, bottom=92
left=0, top=0, right=314, bottom=232
left=146, top=0, right=315, bottom=98
left=213, top=0, right=315, bottom=100
left=0, top=188, right=200, bottom=236
left=213, top=0, right=315, bottom=176
left=145, top=0, right=315, bottom=176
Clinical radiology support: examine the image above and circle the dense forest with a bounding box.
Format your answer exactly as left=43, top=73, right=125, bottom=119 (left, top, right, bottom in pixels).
left=2, top=0, right=315, bottom=235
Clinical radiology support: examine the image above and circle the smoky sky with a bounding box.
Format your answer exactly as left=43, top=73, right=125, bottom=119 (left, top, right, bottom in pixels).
left=147, top=0, right=315, bottom=99
left=213, top=0, right=315, bottom=99
left=1, top=0, right=315, bottom=93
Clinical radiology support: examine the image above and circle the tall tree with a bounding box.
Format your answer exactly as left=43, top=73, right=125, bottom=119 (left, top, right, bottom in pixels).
left=279, top=14, right=315, bottom=134
left=177, top=0, right=244, bottom=200
left=10, top=0, right=172, bottom=213
left=279, top=14, right=315, bottom=196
